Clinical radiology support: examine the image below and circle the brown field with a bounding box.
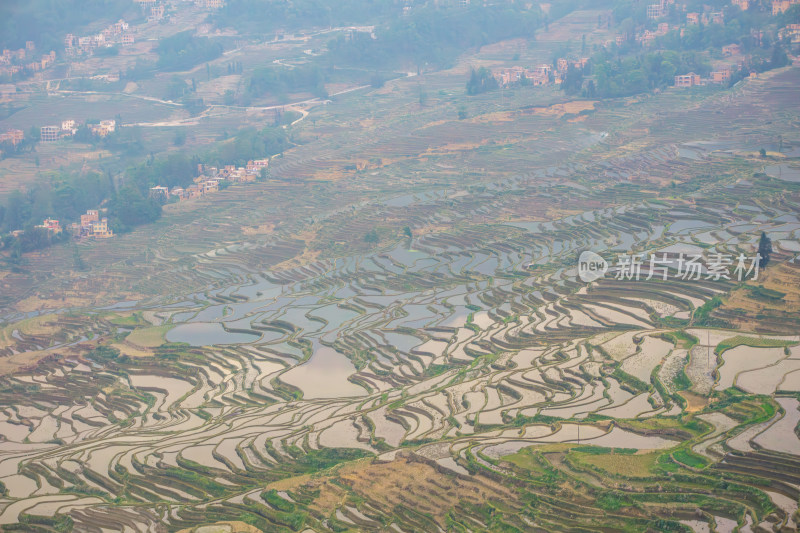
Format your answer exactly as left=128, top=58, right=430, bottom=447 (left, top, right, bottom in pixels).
left=577, top=451, right=659, bottom=478
left=302, top=455, right=517, bottom=522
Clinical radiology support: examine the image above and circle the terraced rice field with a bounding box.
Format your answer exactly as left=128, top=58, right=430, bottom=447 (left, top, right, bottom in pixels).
left=1, top=45, right=800, bottom=533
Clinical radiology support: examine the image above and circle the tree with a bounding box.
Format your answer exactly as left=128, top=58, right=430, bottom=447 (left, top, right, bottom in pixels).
left=364, top=229, right=379, bottom=243
left=562, top=65, right=583, bottom=95
left=757, top=232, right=772, bottom=268
left=466, top=67, right=498, bottom=95
left=72, top=245, right=87, bottom=271
left=173, top=130, right=187, bottom=147
left=759, top=148, right=767, bottom=158
left=107, top=186, right=162, bottom=233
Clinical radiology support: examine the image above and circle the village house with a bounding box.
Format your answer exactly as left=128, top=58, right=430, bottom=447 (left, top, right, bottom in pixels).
left=674, top=72, right=701, bottom=88
left=0, top=129, right=23, bottom=146
left=79, top=210, right=113, bottom=238
left=711, top=67, right=732, bottom=83
left=61, top=120, right=77, bottom=135
left=90, top=218, right=113, bottom=238
left=779, top=23, right=800, bottom=44
left=647, top=3, right=665, bottom=19
left=81, top=210, right=99, bottom=229
left=90, top=119, right=116, bottom=137
left=149, top=186, right=170, bottom=200
left=732, top=0, right=749, bottom=10
left=148, top=4, right=165, bottom=21
left=686, top=12, right=700, bottom=24
left=40, top=125, right=60, bottom=143
left=773, top=0, right=800, bottom=15
left=37, top=219, right=62, bottom=234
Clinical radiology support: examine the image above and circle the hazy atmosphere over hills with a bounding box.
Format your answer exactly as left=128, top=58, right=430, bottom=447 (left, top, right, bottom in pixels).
left=0, top=0, right=800, bottom=531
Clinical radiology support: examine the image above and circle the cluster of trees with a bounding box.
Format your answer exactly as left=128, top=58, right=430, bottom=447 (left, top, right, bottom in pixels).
left=591, top=0, right=795, bottom=99
left=1, top=173, right=114, bottom=235
left=592, top=50, right=710, bottom=97
left=0, top=171, right=113, bottom=258
left=210, top=0, right=400, bottom=36
left=327, top=4, right=543, bottom=71
left=465, top=67, right=498, bottom=95
left=0, top=136, right=38, bottom=161
left=206, top=126, right=290, bottom=167
left=127, top=153, right=199, bottom=191
left=156, top=31, right=223, bottom=72
left=246, top=65, right=328, bottom=103
left=106, top=186, right=162, bottom=233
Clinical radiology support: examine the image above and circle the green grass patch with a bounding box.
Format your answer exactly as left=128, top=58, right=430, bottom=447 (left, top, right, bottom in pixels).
left=125, top=325, right=173, bottom=348
left=672, top=448, right=708, bottom=469
left=747, top=285, right=786, bottom=301
left=715, top=335, right=797, bottom=355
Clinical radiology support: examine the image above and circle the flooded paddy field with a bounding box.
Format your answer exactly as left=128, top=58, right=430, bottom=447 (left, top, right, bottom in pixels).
left=0, top=48, right=800, bottom=533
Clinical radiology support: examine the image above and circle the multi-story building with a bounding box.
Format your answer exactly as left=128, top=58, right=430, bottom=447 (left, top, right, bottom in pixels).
left=732, top=0, right=749, bottom=10
left=647, top=2, right=666, bottom=19
left=773, top=0, right=800, bottom=15
left=40, top=125, right=60, bottom=142
left=674, top=72, right=701, bottom=88
left=711, top=68, right=731, bottom=83
left=78, top=210, right=113, bottom=238
left=686, top=12, right=700, bottom=24
left=81, top=210, right=100, bottom=229
left=61, top=120, right=77, bottom=133
left=90, top=218, right=113, bottom=238
left=149, top=5, right=165, bottom=21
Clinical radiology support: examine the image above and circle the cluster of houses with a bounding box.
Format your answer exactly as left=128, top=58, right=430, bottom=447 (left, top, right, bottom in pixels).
left=0, top=41, right=57, bottom=80
left=674, top=42, right=760, bottom=88
left=0, top=129, right=23, bottom=146
left=150, top=160, right=268, bottom=202
left=779, top=23, right=800, bottom=44
left=73, top=210, right=113, bottom=239
left=39, top=119, right=116, bottom=143
left=64, top=20, right=133, bottom=57
left=30, top=210, right=113, bottom=241
left=494, top=57, right=589, bottom=87
left=627, top=0, right=798, bottom=48
left=150, top=159, right=269, bottom=201
left=773, top=0, right=800, bottom=15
